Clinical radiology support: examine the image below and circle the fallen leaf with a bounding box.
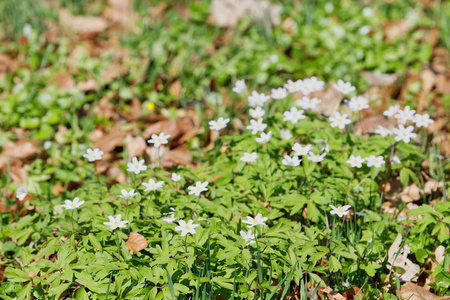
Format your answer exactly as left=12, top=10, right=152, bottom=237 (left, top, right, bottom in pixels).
left=387, top=234, right=419, bottom=282
left=93, top=98, right=115, bottom=119
left=59, top=9, right=108, bottom=36
left=311, top=87, right=343, bottom=116
left=353, top=115, right=395, bottom=136
left=0, top=53, right=17, bottom=78
left=0, top=141, right=38, bottom=169
left=94, top=128, right=127, bottom=152
left=401, top=282, right=450, bottom=300
left=343, top=287, right=364, bottom=300
left=162, top=147, right=193, bottom=168
left=434, top=245, right=446, bottom=265
left=77, top=78, right=98, bottom=92
left=52, top=184, right=66, bottom=197
left=169, top=80, right=182, bottom=98
left=125, top=135, right=146, bottom=158
left=125, top=232, right=148, bottom=254
left=50, top=72, right=76, bottom=91
left=210, top=0, right=281, bottom=28
left=384, top=20, right=412, bottom=43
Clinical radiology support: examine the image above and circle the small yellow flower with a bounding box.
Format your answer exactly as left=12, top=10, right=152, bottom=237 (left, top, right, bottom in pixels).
left=147, top=102, right=155, bottom=110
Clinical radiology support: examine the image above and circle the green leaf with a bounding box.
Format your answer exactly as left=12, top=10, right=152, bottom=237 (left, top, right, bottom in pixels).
left=4, top=267, right=30, bottom=282
left=17, top=282, right=32, bottom=300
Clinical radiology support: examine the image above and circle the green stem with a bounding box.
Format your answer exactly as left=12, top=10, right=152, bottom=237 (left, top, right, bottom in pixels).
left=105, top=272, right=113, bottom=300
left=115, top=230, right=121, bottom=260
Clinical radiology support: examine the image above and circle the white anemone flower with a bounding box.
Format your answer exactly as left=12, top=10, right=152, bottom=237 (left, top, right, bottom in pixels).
left=209, top=117, right=230, bottom=131
left=240, top=152, right=258, bottom=163
left=242, top=213, right=268, bottom=228
left=246, top=118, right=267, bottom=135
left=175, top=220, right=200, bottom=236
left=329, top=112, right=351, bottom=129
left=233, top=79, right=247, bottom=94
left=188, top=181, right=209, bottom=196
left=61, top=197, right=85, bottom=210
left=142, top=179, right=164, bottom=192
left=392, top=125, right=417, bottom=143
left=103, top=215, right=128, bottom=230
left=16, top=187, right=28, bottom=201
left=366, top=155, right=385, bottom=168
left=83, top=148, right=104, bottom=162
left=127, top=157, right=147, bottom=174
left=329, top=205, right=351, bottom=218
left=240, top=230, right=256, bottom=246
left=346, top=155, right=365, bottom=168
left=255, top=131, right=272, bottom=144
left=333, top=80, right=355, bottom=95
left=147, top=132, right=171, bottom=148
left=249, top=107, right=265, bottom=119
left=283, top=107, right=305, bottom=124
left=117, top=189, right=138, bottom=199
left=282, top=155, right=301, bottom=167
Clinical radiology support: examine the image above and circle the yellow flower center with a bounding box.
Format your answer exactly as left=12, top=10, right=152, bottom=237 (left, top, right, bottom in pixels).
left=114, top=222, right=118, bottom=226
left=147, top=102, right=155, bottom=110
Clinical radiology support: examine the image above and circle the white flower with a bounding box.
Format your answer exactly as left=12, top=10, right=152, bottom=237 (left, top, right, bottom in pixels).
left=366, top=155, right=385, bottom=168
left=61, top=197, right=85, bottom=210
left=255, top=131, right=272, bottom=144
left=359, top=25, right=372, bottom=35
left=292, top=143, right=313, bottom=156
left=233, top=79, right=247, bottom=94
left=333, top=80, right=355, bottom=95
left=188, top=181, right=209, bottom=196
left=209, top=117, right=230, bottom=131
left=284, top=79, right=302, bottom=93
left=249, top=107, right=265, bottom=119
left=175, top=220, right=200, bottom=236
left=329, top=205, right=351, bottom=218
left=383, top=104, right=400, bottom=118
left=240, top=152, right=258, bottom=163
left=142, top=179, right=164, bottom=192
left=271, top=87, right=288, bottom=100
left=16, top=187, right=28, bottom=201
left=162, top=212, right=176, bottom=223
left=392, top=155, right=401, bottom=165
left=283, top=107, right=305, bottom=124
left=329, top=112, right=351, bottom=129
left=348, top=96, right=369, bottom=111
left=282, top=155, right=301, bottom=167
left=242, top=213, right=268, bottom=228
left=246, top=118, right=267, bottom=135
left=362, top=7, right=373, bottom=17
left=307, top=152, right=326, bottom=163
left=103, top=215, right=128, bottom=231
left=279, top=129, right=292, bottom=140
left=240, top=230, right=256, bottom=246
left=147, top=132, right=171, bottom=148
left=248, top=91, right=270, bottom=107
left=302, top=77, right=324, bottom=94
left=374, top=126, right=391, bottom=137
left=298, top=78, right=317, bottom=95
left=127, top=157, right=147, bottom=174
left=83, top=148, right=104, bottom=162
left=395, top=106, right=416, bottom=124
left=171, top=173, right=181, bottom=182
left=392, top=125, right=417, bottom=143
left=342, top=281, right=351, bottom=289
left=295, top=96, right=321, bottom=109
left=346, top=155, right=365, bottom=168
left=413, top=113, right=434, bottom=128
left=117, top=189, right=137, bottom=199
left=314, top=139, right=330, bottom=153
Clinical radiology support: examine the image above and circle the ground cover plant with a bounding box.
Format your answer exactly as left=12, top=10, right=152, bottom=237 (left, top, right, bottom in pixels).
left=0, top=0, right=449, bottom=299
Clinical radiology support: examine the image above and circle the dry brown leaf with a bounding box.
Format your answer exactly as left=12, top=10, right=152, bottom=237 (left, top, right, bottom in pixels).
left=125, top=135, right=146, bottom=158
left=50, top=72, right=76, bottom=91
left=55, top=125, right=70, bottom=144
left=59, top=9, right=108, bottom=36
left=401, top=282, right=450, bottom=300
left=210, top=0, right=281, bottom=28
left=163, top=147, right=193, bottom=168
left=0, top=53, right=17, bottom=78
left=126, top=232, right=148, bottom=254
left=312, top=87, right=343, bottom=116
left=353, top=116, right=395, bottom=136
left=101, top=64, right=120, bottom=83
left=169, top=80, right=182, bottom=98
left=362, top=71, right=398, bottom=87
left=52, top=184, right=66, bottom=197
left=384, top=20, right=412, bottom=43
left=93, top=128, right=127, bottom=152
left=387, top=234, right=419, bottom=282
left=93, top=98, right=115, bottom=119
left=144, top=119, right=180, bottom=140
left=435, top=246, right=446, bottom=264
left=107, top=167, right=125, bottom=184
left=0, top=141, right=38, bottom=169
left=77, top=78, right=98, bottom=92
left=343, top=287, right=364, bottom=300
